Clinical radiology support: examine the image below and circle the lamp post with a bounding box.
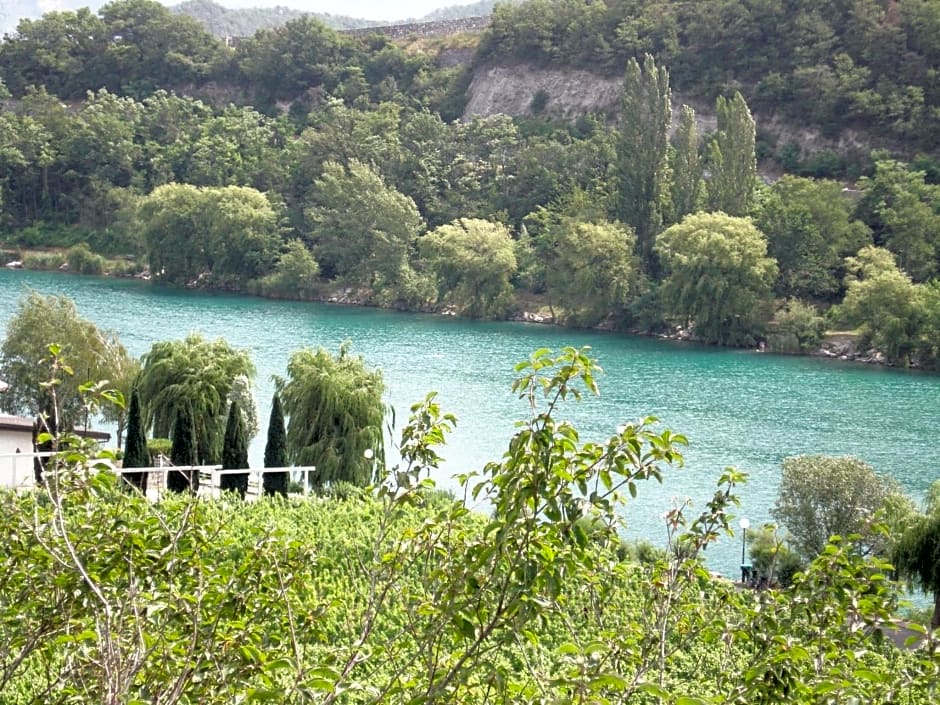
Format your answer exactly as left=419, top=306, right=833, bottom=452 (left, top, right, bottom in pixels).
left=739, top=517, right=750, bottom=585
left=364, top=447, right=375, bottom=483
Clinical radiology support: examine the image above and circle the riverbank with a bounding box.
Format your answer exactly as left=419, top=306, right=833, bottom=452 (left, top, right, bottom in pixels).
left=1, top=254, right=924, bottom=372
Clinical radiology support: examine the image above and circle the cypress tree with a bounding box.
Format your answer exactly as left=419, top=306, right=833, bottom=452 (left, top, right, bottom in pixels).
left=168, top=404, right=198, bottom=493
left=220, top=400, right=249, bottom=498
left=263, top=393, right=289, bottom=497
left=122, top=388, right=149, bottom=492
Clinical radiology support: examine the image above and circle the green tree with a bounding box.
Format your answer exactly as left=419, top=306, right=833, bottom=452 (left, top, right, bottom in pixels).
left=769, top=298, right=827, bottom=353
left=98, top=338, right=140, bottom=448
left=226, top=374, right=258, bottom=442
left=771, top=455, right=901, bottom=560
left=419, top=218, right=517, bottom=319
left=542, top=218, right=640, bottom=327
left=669, top=104, right=702, bottom=223
left=857, top=158, right=940, bottom=282
left=137, top=334, right=255, bottom=466
left=262, top=392, right=289, bottom=497
left=614, top=53, right=671, bottom=267
left=895, top=485, right=940, bottom=629
left=219, top=399, right=248, bottom=498
left=706, top=91, right=757, bottom=216
left=758, top=175, right=871, bottom=300
left=167, top=403, right=197, bottom=493
left=747, top=525, right=805, bottom=587
left=256, top=240, right=320, bottom=300
left=0, top=292, right=132, bottom=428
left=236, top=15, right=347, bottom=101
left=654, top=212, right=777, bottom=345
left=182, top=106, right=281, bottom=190
left=97, top=0, right=225, bottom=94
left=879, top=186, right=940, bottom=283
left=139, top=183, right=282, bottom=289
left=840, top=245, right=928, bottom=364
left=278, top=343, right=384, bottom=489
left=305, top=159, right=424, bottom=291
left=121, top=387, right=149, bottom=493
left=0, top=8, right=107, bottom=97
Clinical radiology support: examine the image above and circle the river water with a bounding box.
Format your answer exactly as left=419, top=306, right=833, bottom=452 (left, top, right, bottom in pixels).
left=2, top=268, right=939, bottom=576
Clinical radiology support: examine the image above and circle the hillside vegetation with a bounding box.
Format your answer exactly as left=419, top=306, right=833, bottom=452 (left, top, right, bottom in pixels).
left=170, top=0, right=383, bottom=37
left=1, top=348, right=937, bottom=703
left=0, top=0, right=938, bottom=369
left=478, top=0, right=940, bottom=151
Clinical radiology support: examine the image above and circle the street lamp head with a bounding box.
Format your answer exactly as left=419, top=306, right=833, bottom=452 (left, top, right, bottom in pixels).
left=739, top=517, right=750, bottom=530
left=363, top=448, right=374, bottom=460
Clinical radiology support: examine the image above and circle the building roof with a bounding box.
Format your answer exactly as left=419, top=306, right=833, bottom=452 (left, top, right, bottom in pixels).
left=0, top=414, right=110, bottom=442
left=0, top=379, right=8, bottom=393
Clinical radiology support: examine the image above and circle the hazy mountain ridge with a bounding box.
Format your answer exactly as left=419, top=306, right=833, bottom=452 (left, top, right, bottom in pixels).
left=0, top=0, right=505, bottom=36
left=170, top=0, right=383, bottom=36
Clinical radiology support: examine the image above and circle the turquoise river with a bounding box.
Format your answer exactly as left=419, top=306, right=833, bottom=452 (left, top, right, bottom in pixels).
left=2, top=268, right=939, bottom=576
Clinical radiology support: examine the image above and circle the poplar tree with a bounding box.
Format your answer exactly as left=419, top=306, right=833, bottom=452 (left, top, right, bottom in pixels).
left=122, top=388, right=149, bottom=492
left=615, top=53, right=671, bottom=268
left=263, top=393, right=289, bottom=497
left=220, top=399, right=249, bottom=498
left=669, top=105, right=702, bottom=223
left=168, top=404, right=198, bottom=493
left=707, top=92, right=757, bottom=216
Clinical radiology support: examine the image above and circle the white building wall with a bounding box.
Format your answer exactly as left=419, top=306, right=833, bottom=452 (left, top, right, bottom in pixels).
left=0, top=428, right=36, bottom=489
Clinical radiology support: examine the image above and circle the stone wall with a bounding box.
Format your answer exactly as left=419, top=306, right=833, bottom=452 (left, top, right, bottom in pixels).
left=339, top=16, right=490, bottom=40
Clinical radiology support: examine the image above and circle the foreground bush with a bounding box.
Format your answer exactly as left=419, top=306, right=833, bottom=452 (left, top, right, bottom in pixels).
left=1, top=349, right=937, bottom=703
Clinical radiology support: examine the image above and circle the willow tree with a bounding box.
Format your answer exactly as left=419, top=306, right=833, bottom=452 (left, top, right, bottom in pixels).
left=655, top=212, right=777, bottom=345
left=279, top=344, right=384, bottom=490
left=305, top=159, right=424, bottom=287
left=137, top=334, right=255, bottom=466
left=0, top=292, right=133, bottom=429
left=895, top=509, right=940, bottom=629
left=419, top=218, right=517, bottom=319
left=542, top=219, right=640, bottom=328
left=615, top=53, right=671, bottom=268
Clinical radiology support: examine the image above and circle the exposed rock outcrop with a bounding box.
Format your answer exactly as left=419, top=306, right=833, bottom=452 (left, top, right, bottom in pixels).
left=462, top=62, right=892, bottom=159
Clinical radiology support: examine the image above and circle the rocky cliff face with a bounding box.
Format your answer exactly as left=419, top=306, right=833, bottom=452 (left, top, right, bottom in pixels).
left=463, top=63, right=717, bottom=134
left=464, top=64, right=623, bottom=122
left=462, top=62, right=887, bottom=160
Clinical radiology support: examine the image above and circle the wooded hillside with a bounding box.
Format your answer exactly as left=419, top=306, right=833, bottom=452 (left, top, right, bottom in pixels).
left=1, top=0, right=938, bottom=368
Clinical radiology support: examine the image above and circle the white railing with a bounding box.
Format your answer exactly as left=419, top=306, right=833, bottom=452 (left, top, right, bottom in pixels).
left=0, top=452, right=314, bottom=501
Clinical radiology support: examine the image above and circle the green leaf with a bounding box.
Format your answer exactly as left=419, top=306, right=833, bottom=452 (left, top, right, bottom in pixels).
left=590, top=673, right=627, bottom=690
left=636, top=682, right=670, bottom=698
left=247, top=689, right=284, bottom=701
